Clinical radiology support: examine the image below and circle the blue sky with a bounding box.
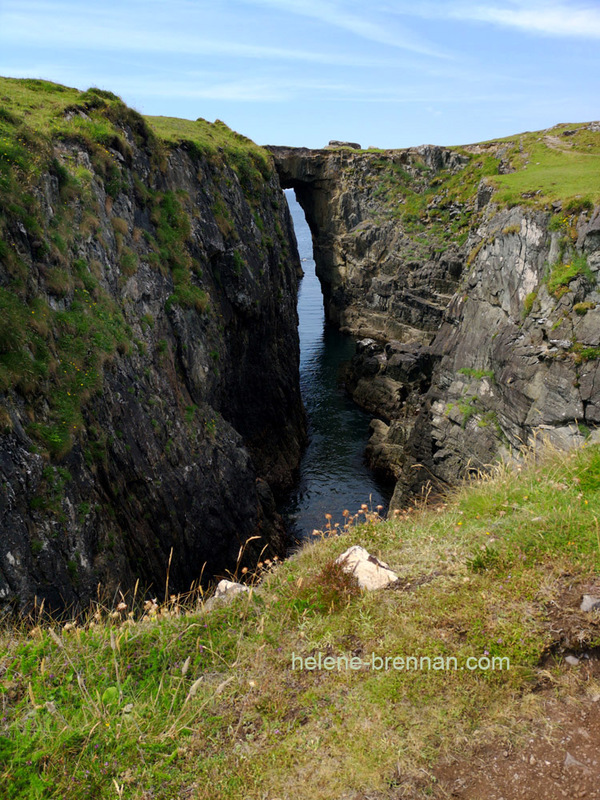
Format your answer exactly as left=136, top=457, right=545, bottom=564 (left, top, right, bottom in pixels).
left=0, top=0, right=598, bottom=149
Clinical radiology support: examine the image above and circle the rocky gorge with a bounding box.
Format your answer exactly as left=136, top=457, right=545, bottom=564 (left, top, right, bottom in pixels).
left=2, top=75, right=600, bottom=611
left=269, top=128, right=600, bottom=509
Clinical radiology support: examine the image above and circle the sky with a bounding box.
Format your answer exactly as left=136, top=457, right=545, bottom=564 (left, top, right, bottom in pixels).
left=0, top=0, right=598, bottom=149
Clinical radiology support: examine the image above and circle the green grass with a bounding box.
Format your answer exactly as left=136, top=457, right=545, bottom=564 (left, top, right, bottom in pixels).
left=360, top=122, right=599, bottom=253
left=0, top=77, right=275, bottom=460
left=492, top=124, right=600, bottom=207
left=0, top=276, right=131, bottom=457
left=571, top=344, right=600, bottom=364
left=574, top=301, right=596, bottom=316
left=2, top=444, right=600, bottom=798
left=146, top=115, right=272, bottom=191
left=522, top=290, right=538, bottom=317
left=458, top=367, right=495, bottom=381
left=546, top=254, right=595, bottom=297
left=456, top=395, right=481, bottom=427
left=365, top=152, right=499, bottom=242
left=0, top=78, right=82, bottom=130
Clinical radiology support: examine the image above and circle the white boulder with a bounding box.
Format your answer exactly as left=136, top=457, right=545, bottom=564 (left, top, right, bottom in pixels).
left=581, top=594, right=600, bottom=612
left=204, top=579, right=249, bottom=610
left=335, top=545, right=398, bottom=591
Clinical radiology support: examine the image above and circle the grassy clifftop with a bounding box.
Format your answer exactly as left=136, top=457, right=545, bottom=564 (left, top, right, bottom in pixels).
left=0, top=77, right=271, bottom=169
left=486, top=122, right=600, bottom=207
left=347, top=120, right=600, bottom=252
left=2, top=442, right=600, bottom=798
left=0, top=77, right=273, bottom=458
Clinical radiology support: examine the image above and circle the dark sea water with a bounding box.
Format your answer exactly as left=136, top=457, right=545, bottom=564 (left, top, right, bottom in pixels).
left=280, top=190, right=392, bottom=540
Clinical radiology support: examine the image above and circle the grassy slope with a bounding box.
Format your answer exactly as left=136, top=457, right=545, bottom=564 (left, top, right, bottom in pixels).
left=0, top=77, right=271, bottom=163
left=146, top=114, right=271, bottom=176
left=2, top=443, right=600, bottom=798
left=356, top=120, right=600, bottom=252
left=0, top=77, right=271, bottom=458
left=491, top=122, right=600, bottom=206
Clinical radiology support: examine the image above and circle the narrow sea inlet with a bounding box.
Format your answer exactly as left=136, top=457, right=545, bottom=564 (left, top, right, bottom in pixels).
left=280, top=190, right=392, bottom=540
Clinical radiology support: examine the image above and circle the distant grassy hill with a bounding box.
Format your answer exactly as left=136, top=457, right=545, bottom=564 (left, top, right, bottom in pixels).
left=2, top=442, right=600, bottom=798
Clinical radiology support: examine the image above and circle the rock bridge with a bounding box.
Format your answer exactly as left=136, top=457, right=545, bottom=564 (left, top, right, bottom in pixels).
left=267, top=144, right=466, bottom=342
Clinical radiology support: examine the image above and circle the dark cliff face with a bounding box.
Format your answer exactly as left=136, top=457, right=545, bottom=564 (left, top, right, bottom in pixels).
left=0, top=80, right=305, bottom=609
left=269, top=131, right=600, bottom=507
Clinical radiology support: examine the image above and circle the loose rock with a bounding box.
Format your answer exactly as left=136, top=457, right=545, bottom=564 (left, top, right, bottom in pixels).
left=204, top=579, right=250, bottom=610
left=580, top=595, right=600, bottom=612
left=335, top=545, right=398, bottom=590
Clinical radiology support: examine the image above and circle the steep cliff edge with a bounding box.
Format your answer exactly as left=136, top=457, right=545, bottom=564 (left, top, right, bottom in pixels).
left=270, top=125, right=600, bottom=507
left=0, top=79, right=305, bottom=609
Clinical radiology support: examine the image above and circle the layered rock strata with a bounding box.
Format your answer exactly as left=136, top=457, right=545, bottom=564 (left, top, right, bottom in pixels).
left=270, top=132, right=600, bottom=508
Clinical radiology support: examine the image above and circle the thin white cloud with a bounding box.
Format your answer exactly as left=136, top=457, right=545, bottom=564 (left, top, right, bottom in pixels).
left=0, top=9, right=425, bottom=69
left=121, top=76, right=364, bottom=103
left=454, top=1, right=600, bottom=37
left=0, top=58, right=542, bottom=111
left=108, top=73, right=531, bottom=107
left=241, top=0, right=450, bottom=58
left=385, top=1, right=600, bottom=39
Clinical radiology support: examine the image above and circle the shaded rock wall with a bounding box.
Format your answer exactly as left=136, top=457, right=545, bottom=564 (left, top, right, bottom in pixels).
left=1, top=114, right=305, bottom=609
